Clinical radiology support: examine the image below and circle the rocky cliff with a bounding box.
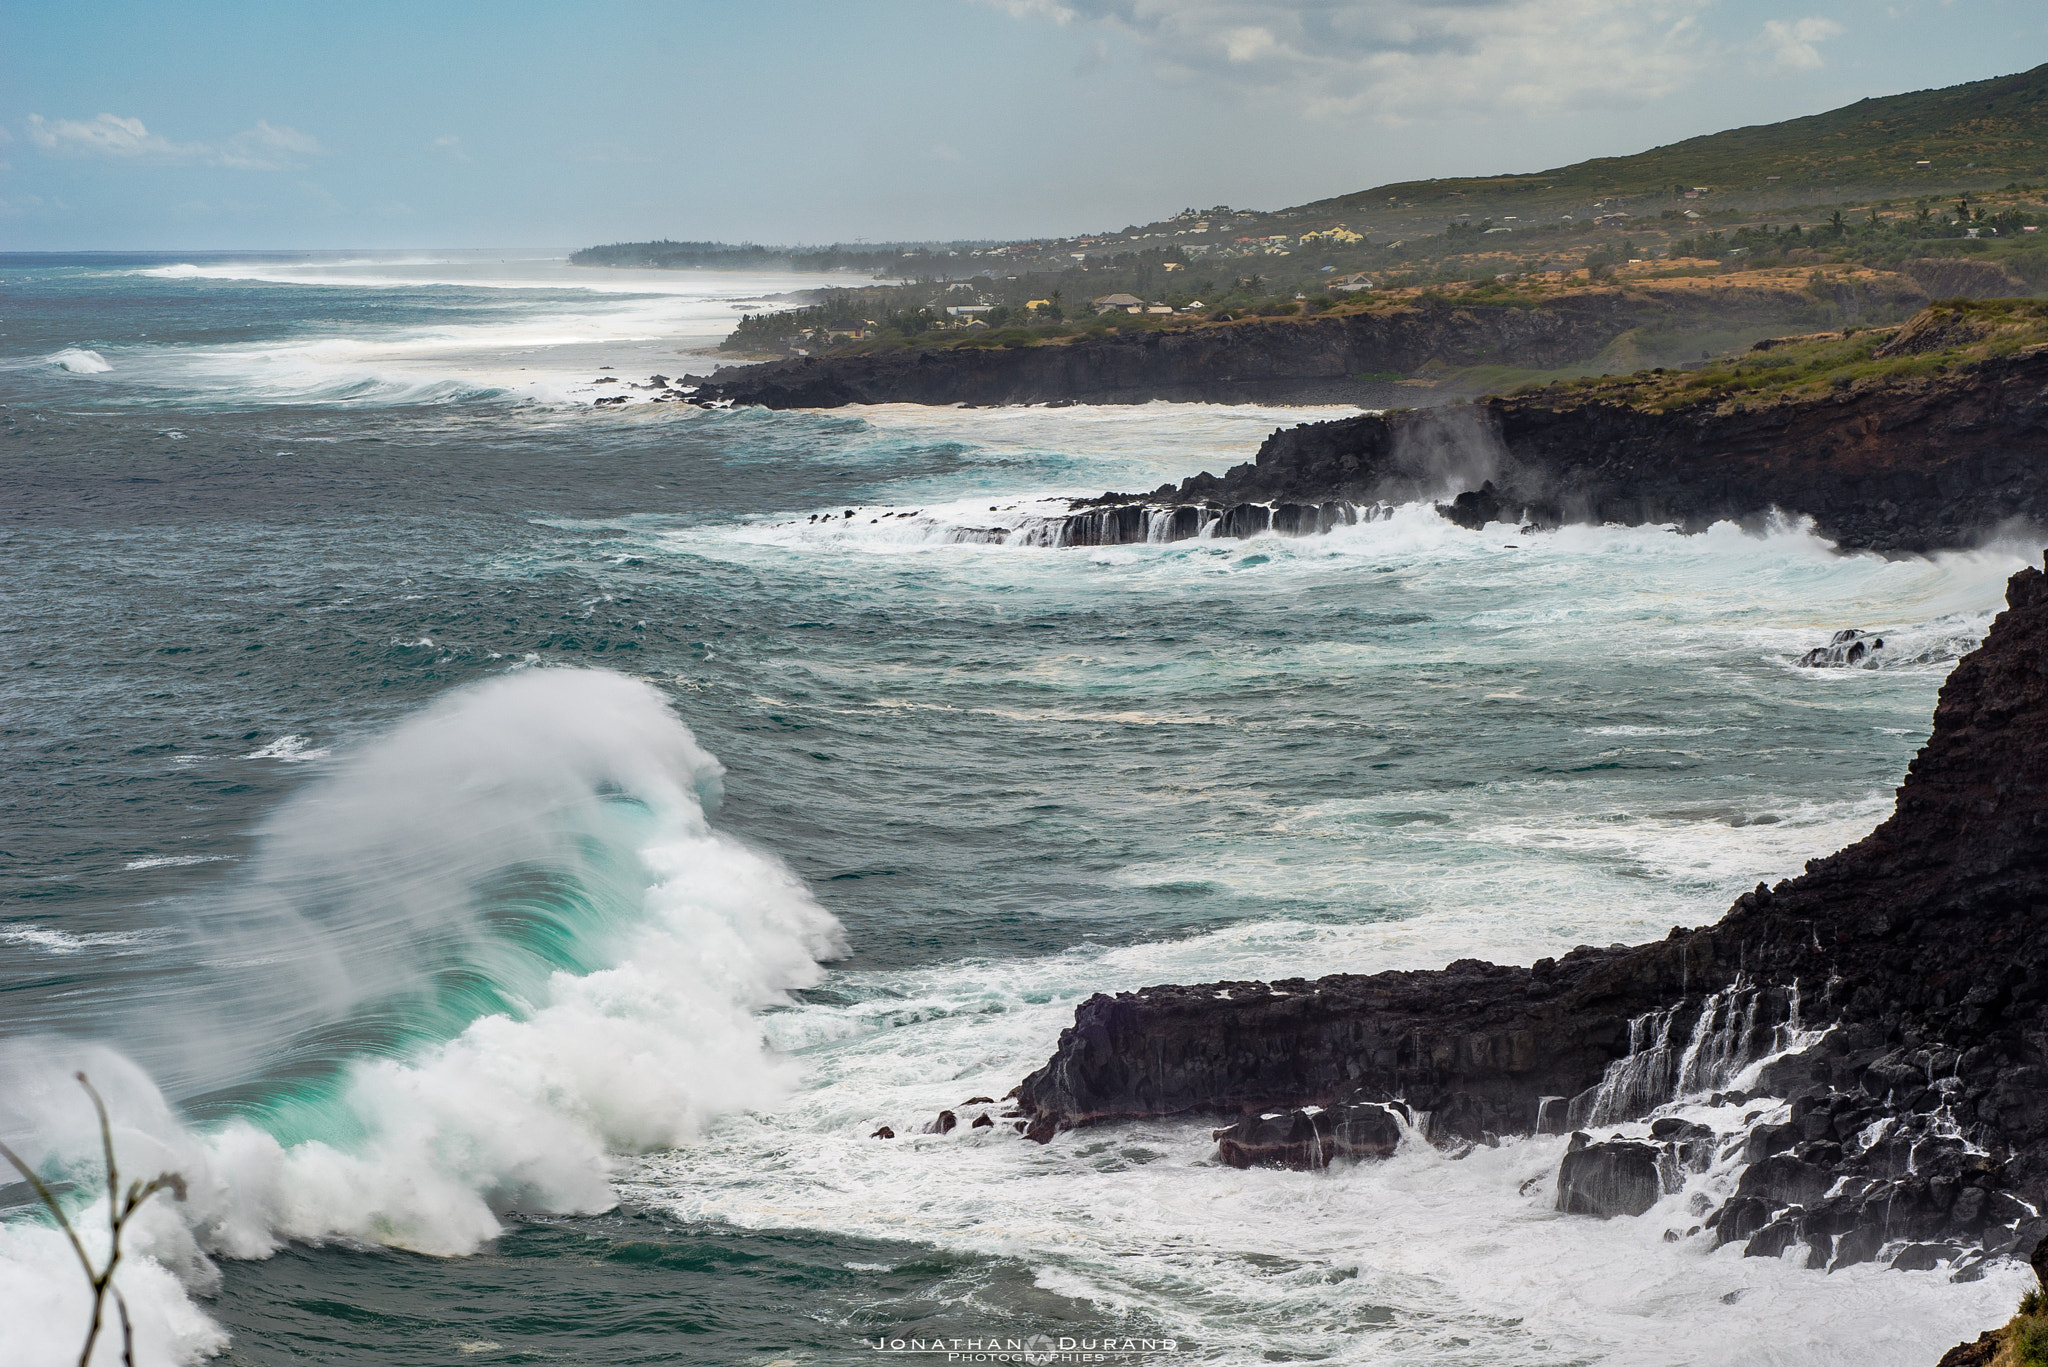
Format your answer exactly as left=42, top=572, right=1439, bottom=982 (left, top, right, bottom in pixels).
left=1014, top=555, right=2048, bottom=1274
left=1034, top=336, right=2048, bottom=555
left=684, top=283, right=1917, bottom=410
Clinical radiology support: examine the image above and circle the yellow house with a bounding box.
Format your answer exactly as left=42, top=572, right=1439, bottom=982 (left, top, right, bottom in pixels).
left=1025, top=299, right=1054, bottom=311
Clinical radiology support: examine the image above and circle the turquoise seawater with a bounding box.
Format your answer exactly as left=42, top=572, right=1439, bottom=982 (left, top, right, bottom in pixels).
left=0, top=252, right=2033, bottom=1366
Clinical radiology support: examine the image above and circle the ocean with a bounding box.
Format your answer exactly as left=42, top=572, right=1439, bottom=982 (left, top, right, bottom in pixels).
left=0, top=250, right=2033, bottom=1366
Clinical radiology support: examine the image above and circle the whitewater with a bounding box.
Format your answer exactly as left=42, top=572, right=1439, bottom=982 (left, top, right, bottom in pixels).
left=0, top=251, right=2033, bottom=1365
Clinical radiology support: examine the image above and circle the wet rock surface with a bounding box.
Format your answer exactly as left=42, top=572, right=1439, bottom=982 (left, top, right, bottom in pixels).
left=1013, top=557, right=2048, bottom=1274
left=1212, top=1102, right=1405, bottom=1169
left=1556, top=1138, right=1663, bottom=1218
left=1800, top=629, right=1886, bottom=668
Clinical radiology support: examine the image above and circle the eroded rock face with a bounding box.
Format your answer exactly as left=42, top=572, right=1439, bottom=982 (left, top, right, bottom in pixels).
left=1012, top=557, right=2048, bottom=1272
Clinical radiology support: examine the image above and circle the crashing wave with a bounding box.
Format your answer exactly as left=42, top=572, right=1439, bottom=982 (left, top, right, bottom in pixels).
left=48, top=348, right=113, bottom=375
left=0, top=669, right=845, bottom=1363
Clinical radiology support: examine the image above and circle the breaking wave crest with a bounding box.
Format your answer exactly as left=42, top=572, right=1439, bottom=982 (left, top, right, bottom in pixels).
left=0, top=669, right=844, bottom=1366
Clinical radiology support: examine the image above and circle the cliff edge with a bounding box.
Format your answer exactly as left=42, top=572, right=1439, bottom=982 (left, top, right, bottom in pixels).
left=1015, top=553, right=2048, bottom=1274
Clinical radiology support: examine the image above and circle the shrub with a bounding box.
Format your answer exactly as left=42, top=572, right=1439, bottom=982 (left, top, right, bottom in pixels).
left=2014, top=1313, right=2048, bottom=1367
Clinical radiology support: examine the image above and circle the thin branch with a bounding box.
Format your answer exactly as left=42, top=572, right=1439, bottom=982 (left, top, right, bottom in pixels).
left=80, top=1074, right=117, bottom=1232
left=0, top=1137, right=93, bottom=1281
left=0, top=1073, right=186, bottom=1367
left=115, top=1288, right=135, bottom=1367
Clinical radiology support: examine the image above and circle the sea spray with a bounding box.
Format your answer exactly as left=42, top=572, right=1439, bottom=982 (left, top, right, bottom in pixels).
left=0, top=668, right=844, bottom=1365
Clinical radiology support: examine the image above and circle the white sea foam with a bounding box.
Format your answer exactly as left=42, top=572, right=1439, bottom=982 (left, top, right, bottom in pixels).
left=57, top=259, right=831, bottom=409
left=240, top=735, right=329, bottom=762
left=633, top=927, right=2029, bottom=1365
left=122, top=855, right=236, bottom=871
left=0, top=925, right=164, bottom=955
left=0, top=670, right=846, bottom=1366
left=48, top=347, right=112, bottom=374
left=7, top=392, right=2036, bottom=1363
left=604, top=450, right=2034, bottom=1363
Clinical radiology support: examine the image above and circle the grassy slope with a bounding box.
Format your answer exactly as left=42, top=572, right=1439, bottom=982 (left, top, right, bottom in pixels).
left=1496, top=299, right=2048, bottom=415
left=1300, top=63, right=2048, bottom=222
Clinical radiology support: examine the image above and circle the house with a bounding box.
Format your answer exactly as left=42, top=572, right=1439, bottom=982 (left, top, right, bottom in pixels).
left=1328, top=272, right=1375, bottom=293
left=1144, top=305, right=1174, bottom=314
left=1024, top=299, right=1055, bottom=311
left=1593, top=213, right=1628, bottom=227
left=945, top=305, right=994, bottom=317
left=1092, top=293, right=1144, bottom=313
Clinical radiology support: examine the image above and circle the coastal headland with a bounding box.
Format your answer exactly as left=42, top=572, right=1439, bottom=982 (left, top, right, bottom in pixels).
left=1052, top=300, right=2048, bottom=556
left=681, top=273, right=1930, bottom=410
left=1010, top=550, right=2048, bottom=1290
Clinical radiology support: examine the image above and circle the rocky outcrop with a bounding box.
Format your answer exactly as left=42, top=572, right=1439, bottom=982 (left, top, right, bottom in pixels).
left=1014, top=556, right=2048, bottom=1272
left=1042, top=343, right=2048, bottom=554
left=1212, top=1102, right=1405, bottom=1169
left=1556, top=1137, right=1664, bottom=1218
left=1903, top=257, right=2032, bottom=302
left=685, top=284, right=1923, bottom=410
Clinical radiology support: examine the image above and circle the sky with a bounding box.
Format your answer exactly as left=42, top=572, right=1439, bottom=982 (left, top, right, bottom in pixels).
left=3, top=0, right=2046, bottom=251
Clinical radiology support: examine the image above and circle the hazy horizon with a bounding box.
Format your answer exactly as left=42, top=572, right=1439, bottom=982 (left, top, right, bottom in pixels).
left=4, top=1, right=2045, bottom=252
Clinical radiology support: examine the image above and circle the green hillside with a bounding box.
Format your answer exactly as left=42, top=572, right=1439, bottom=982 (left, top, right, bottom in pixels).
left=1304, top=62, right=2048, bottom=221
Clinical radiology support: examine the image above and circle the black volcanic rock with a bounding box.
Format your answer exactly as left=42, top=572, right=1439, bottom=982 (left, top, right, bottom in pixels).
left=1064, top=347, right=2048, bottom=554
left=1556, top=1140, right=1662, bottom=1217
left=1013, top=555, right=2048, bottom=1269
left=1213, top=1102, right=1404, bottom=1169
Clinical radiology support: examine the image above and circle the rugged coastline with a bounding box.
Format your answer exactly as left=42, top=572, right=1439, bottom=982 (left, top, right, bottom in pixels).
left=682, top=279, right=1923, bottom=410
left=1010, top=553, right=2048, bottom=1289
left=1023, top=304, right=2048, bottom=556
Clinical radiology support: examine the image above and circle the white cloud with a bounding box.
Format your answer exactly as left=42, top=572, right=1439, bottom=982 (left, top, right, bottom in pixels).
left=1757, top=17, right=1843, bottom=72
left=429, top=134, right=469, bottom=161
left=27, top=113, right=198, bottom=159
left=989, top=0, right=1718, bottom=120
left=217, top=120, right=323, bottom=170
left=22, top=113, right=321, bottom=169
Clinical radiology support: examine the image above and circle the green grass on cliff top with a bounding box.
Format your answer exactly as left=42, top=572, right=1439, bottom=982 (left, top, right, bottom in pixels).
left=1508, top=298, right=2048, bottom=414
left=1301, top=63, right=2048, bottom=217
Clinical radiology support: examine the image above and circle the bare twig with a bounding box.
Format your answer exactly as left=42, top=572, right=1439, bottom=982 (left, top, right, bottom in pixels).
left=0, top=1072, right=186, bottom=1367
